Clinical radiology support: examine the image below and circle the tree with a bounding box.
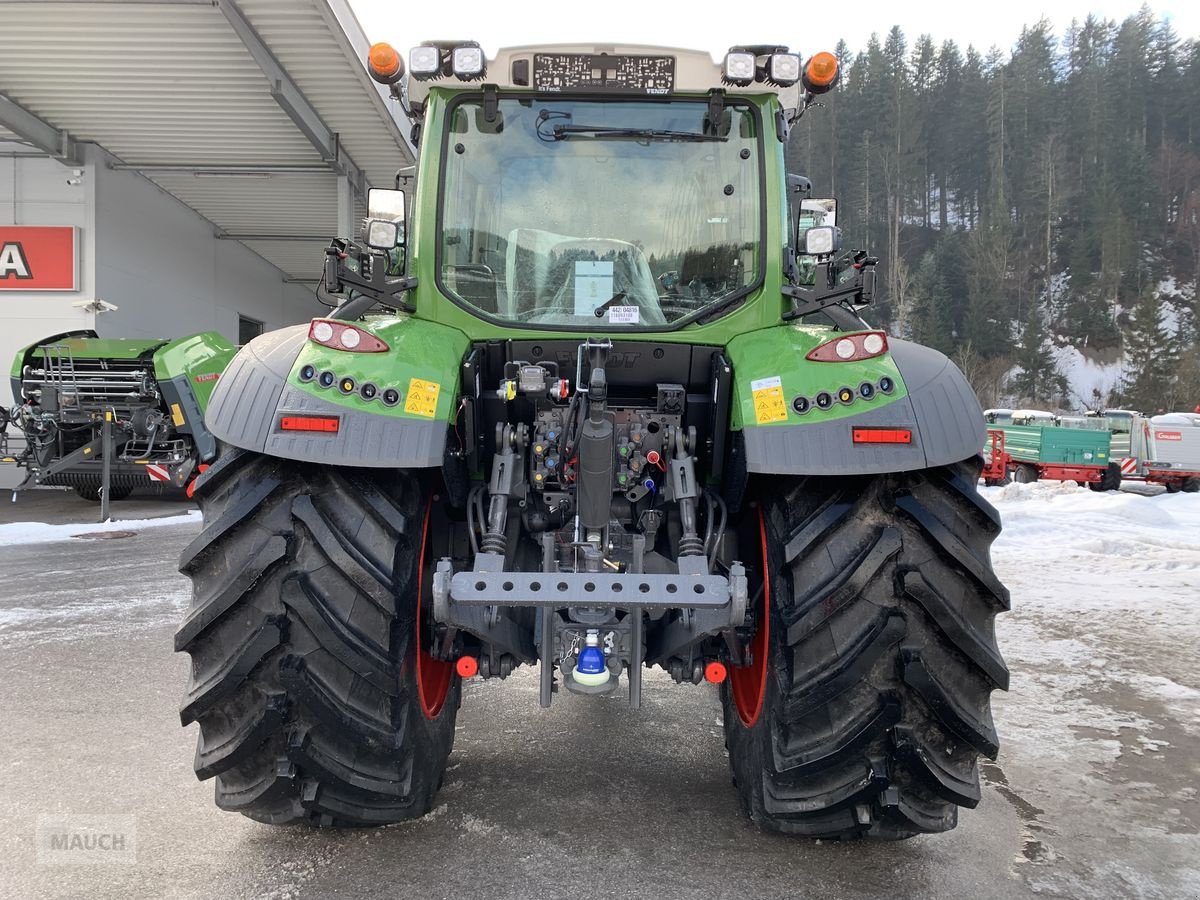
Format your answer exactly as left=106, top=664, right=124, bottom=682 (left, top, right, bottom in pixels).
left=910, top=248, right=955, bottom=353
left=1009, top=305, right=1068, bottom=403
left=783, top=12, right=1198, bottom=406
left=1118, top=289, right=1178, bottom=409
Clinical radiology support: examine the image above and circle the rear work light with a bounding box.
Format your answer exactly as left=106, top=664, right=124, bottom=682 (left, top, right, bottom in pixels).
left=723, top=51, right=756, bottom=85
left=452, top=45, right=485, bottom=78
left=852, top=428, right=912, bottom=444
left=767, top=53, right=802, bottom=86
left=806, top=331, right=889, bottom=363
left=280, top=415, right=340, bottom=433
left=409, top=45, right=442, bottom=77
left=308, top=319, right=389, bottom=353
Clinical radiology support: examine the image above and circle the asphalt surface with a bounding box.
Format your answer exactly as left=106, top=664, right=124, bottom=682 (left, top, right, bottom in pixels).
left=0, top=511, right=1195, bottom=899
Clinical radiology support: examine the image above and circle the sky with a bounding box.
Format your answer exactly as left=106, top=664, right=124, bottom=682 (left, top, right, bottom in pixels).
left=348, top=0, right=1199, bottom=61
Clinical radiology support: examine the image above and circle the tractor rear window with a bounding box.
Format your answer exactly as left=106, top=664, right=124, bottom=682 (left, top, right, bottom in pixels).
left=438, top=96, right=763, bottom=329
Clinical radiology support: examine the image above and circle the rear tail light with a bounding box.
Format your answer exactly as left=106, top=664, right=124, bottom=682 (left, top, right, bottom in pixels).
left=806, top=331, right=888, bottom=363
left=308, top=319, right=389, bottom=353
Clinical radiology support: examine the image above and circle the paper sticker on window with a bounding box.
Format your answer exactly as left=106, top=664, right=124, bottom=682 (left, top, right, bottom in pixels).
left=607, top=305, right=640, bottom=324
left=574, top=260, right=614, bottom=317
left=750, top=375, right=787, bottom=424
left=404, top=378, right=440, bottom=418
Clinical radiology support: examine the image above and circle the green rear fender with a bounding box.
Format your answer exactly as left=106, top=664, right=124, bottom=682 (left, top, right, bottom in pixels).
left=204, top=316, right=470, bottom=468
left=726, top=325, right=985, bottom=475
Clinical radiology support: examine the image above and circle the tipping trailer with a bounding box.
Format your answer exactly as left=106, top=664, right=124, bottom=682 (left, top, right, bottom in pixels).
left=173, top=40, right=1010, bottom=839
left=1064, top=412, right=1200, bottom=491
left=1143, top=414, right=1200, bottom=492
left=7, top=330, right=235, bottom=500
left=985, top=421, right=1119, bottom=490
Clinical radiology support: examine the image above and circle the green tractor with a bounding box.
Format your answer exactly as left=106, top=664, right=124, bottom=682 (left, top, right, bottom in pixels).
left=7, top=331, right=235, bottom=500
left=175, top=41, right=1009, bottom=838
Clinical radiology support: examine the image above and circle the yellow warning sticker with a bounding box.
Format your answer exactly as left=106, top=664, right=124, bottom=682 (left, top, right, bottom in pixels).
left=404, top=378, right=441, bottom=418
left=170, top=403, right=186, bottom=427
left=751, top=375, right=788, bottom=424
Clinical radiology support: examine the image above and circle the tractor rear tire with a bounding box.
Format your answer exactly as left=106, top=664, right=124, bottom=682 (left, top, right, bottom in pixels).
left=73, top=483, right=133, bottom=502
left=1088, top=462, right=1122, bottom=492
left=722, top=457, right=1009, bottom=839
left=1182, top=477, right=1200, bottom=494
left=175, top=448, right=459, bottom=826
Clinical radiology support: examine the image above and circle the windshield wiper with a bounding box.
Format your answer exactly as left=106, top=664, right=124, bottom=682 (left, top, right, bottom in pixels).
left=545, top=124, right=725, bottom=143
left=592, top=291, right=627, bottom=317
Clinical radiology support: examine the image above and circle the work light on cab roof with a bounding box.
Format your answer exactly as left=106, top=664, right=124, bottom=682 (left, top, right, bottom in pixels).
left=365, top=40, right=841, bottom=124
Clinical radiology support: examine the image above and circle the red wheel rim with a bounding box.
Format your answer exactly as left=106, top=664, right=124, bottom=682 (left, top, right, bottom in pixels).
left=415, top=498, right=453, bottom=719
left=730, top=505, right=770, bottom=727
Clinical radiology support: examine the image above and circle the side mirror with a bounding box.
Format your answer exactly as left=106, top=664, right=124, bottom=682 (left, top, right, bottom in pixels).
left=366, top=187, right=406, bottom=261
left=794, top=197, right=837, bottom=255
left=801, top=198, right=837, bottom=227
left=804, top=225, right=842, bottom=256
left=368, top=187, right=406, bottom=222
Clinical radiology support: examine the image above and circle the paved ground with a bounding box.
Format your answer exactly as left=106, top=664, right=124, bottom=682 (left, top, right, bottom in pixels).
left=0, top=496, right=1196, bottom=899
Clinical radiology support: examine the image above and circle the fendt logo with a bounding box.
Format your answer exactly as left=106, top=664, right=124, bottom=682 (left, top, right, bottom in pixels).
left=553, top=350, right=643, bottom=369
left=0, top=241, right=32, bottom=279
left=0, top=226, right=78, bottom=290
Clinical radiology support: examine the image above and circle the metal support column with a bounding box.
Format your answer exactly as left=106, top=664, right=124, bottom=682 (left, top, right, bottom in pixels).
left=100, top=412, right=113, bottom=522
left=336, top=174, right=354, bottom=239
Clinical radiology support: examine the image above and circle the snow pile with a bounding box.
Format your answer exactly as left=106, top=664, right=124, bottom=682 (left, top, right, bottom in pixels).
left=0, top=510, right=201, bottom=547
left=985, top=481, right=1200, bottom=567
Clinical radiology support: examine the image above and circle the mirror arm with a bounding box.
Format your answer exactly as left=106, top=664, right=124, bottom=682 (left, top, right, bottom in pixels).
left=781, top=259, right=875, bottom=322
left=782, top=245, right=798, bottom=285
left=323, top=239, right=416, bottom=319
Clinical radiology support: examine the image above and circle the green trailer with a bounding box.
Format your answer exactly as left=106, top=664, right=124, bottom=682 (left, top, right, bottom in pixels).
left=990, top=422, right=1120, bottom=490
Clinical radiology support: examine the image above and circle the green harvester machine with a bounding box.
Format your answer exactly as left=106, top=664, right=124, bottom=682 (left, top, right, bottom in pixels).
left=5, top=330, right=235, bottom=503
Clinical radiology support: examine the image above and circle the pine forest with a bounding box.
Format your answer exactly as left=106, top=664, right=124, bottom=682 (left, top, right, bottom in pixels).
left=787, top=7, right=1200, bottom=413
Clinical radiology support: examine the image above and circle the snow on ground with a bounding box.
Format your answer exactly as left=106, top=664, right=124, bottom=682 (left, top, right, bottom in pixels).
left=0, top=509, right=200, bottom=547
left=984, top=479, right=1200, bottom=708
left=981, top=481, right=1200, bottom=896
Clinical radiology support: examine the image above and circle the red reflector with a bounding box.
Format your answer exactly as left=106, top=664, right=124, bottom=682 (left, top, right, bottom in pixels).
left=280, top=415, right=340, bottom=433
left=852, top=428, right=912, bottom=444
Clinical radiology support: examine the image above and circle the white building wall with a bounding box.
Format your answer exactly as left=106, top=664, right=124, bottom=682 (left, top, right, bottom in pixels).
left=92, top=146, right=318, bottom=340
left=0, top=144, right=96, bottom=374
left=2, top=143, right=319, bottom=488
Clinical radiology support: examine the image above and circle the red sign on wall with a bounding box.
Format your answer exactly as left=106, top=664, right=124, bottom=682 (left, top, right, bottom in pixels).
left=0, top=226, right=78, bottom=291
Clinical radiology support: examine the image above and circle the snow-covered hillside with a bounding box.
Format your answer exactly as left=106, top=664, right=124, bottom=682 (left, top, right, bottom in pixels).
left=1047, top=277, right=1197, bottom=410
